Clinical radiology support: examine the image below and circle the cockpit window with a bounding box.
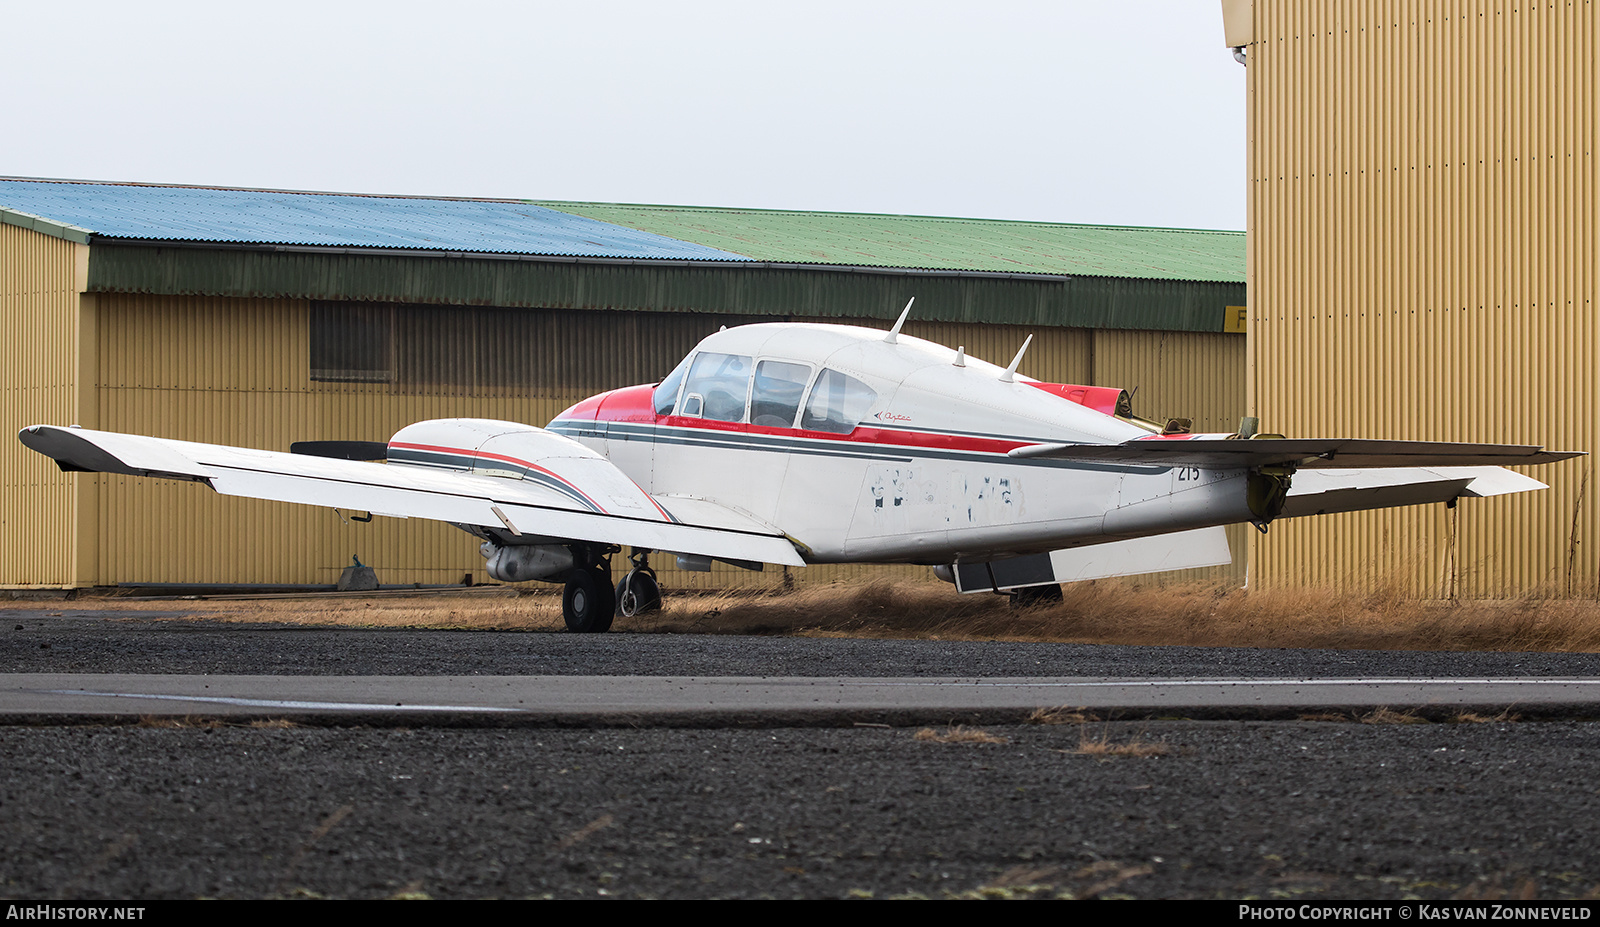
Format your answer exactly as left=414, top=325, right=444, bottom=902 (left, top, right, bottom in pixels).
left=653, top=354, right=692, bottom=416
left=800, top=368, right=877, bottom=434
left=682, top=352, right=753, bottom=423
left=750, top=360, right=812, bottom=428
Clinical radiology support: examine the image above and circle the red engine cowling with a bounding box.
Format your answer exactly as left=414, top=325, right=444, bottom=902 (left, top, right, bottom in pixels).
left=1024, top=382, right=1133, bottom=418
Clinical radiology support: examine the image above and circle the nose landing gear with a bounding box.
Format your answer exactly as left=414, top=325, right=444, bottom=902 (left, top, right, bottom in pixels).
left=615, top=550, right=662, bottom=618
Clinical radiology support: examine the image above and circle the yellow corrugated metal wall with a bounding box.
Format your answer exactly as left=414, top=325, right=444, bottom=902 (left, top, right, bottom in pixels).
left=1245, top=0, right=1598, bottom=594
left=0, top=225, right=89, bottom=587
left=79, top=295, right=1245, bottom=589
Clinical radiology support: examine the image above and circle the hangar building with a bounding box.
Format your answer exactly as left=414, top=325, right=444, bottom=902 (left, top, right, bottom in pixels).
left=1223, top=0, right=1598, bottom=595
left=1, top=178, right=1245, bottom=590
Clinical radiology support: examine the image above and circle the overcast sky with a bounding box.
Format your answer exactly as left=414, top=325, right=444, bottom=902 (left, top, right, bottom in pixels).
left=9, top=1, right=1244, bottom=230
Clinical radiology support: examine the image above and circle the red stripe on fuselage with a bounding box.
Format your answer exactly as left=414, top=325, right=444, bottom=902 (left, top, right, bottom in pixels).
left=556, top=413, right=1035, bottom=456
left=553, top=383, right=1053, bottom=455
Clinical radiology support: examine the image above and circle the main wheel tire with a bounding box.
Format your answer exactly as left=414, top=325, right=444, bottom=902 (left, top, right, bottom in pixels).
left=615, top=571, right=662, bottom=617
left=1009, top=583, right=1064, bottom=610
left=563, top=567, right=616, bottom=633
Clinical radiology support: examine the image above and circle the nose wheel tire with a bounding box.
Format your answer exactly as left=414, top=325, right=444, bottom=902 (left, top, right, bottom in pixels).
left=562, top=566, right=615, bottom=633
left=615, top=569, right=662, bottom=618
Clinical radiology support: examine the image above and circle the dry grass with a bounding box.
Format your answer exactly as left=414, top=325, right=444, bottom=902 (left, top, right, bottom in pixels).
left=913, top=725, right=1009, bottom=744
left=134, top=715, right=296, bottom=729
left=1027, top=706, right=1098, bottom=725
left=1452, top=709, right=1522, bottom=724
left=136, top=715, right=226, bottom=729
left=1298, top=708, right=1524, bottom=724
left=627, top=577, right=1600, bottom=651
left=1359, top=707, right=1430, bottom=725
left=15, top=574, right=1600, bottom=651
left=1071, top=729, right=1172, bottom=757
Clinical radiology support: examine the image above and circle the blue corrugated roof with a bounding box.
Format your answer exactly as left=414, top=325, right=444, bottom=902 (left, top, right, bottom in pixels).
left=0, top=179, right=754, bottom=262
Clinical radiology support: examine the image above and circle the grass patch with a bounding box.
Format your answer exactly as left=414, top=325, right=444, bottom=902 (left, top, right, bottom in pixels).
left=1027, top=706, right=1097, bottom=725
left=1071, top=729, right=1172, bottom=757
left=913, top=725, right=1009, bottom=744
left=1359, top=707, right=1429, bottom=725
left=135, top=715, right=296, bottom=729
left=23, top=576, right=1600, bottom=651
left=1451, top=709, right=1522, bottom=724
left=136, top=715, right=226, bottom=729
left=627, top=578, right=1600, bottom=650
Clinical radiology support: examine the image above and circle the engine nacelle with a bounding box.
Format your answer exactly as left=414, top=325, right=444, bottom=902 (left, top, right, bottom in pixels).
left=386, top=418, right=665, bottom=521
left=388, top=419, right=602, bottom=479
left=481, top=542, right=575, bottom=583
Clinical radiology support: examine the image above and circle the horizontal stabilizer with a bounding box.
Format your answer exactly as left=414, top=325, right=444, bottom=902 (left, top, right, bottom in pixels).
left=1283, top=466, right=1547, bottom=518
left=1008, top=437, right=1580, bottom=469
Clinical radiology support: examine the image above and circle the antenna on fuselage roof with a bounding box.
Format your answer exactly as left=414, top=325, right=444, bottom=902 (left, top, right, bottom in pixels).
left=953, top=346, right=966, bottom=367
left=883, top=297, right=915, bottom=344
left=998, top=334, right=1034, bottom=383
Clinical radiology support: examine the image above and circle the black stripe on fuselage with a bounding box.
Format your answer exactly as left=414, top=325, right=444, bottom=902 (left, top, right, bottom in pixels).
left=549, top=420, right=1169, bottom=476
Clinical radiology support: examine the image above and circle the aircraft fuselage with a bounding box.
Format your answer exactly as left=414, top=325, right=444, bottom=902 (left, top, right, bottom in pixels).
left=547, top=323, right=1252, bottom=564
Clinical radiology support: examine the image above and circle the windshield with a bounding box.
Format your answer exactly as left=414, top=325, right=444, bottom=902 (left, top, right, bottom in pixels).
left=653, top=354, right=692, bottom=416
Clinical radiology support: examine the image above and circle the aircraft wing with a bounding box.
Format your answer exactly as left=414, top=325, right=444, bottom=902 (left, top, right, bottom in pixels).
left=1007, top=437, right=1580, bottom=469
left=18, top=424, right=805, bottom=567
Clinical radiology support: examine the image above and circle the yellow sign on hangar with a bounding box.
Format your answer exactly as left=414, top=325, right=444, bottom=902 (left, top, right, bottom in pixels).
left=1223, top=305, right=1247, bottom=334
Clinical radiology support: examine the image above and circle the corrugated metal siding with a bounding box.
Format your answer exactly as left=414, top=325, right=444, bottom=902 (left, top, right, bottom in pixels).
left=0, top=180, right=754, bottom=261
left=83, top=296, right=1247, bottom=589
left=536, top=201, right=1247, bottom=282
left=1246, top=0, right=1597, bottom=594
left=88, top=244, right=1247, bottom=333
left=0, top=225, right=87, bottom=586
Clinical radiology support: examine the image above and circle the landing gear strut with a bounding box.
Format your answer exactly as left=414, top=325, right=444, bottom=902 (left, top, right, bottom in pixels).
left=561, top=551, right=615, bottom=633
left=615, top=549, right=662, bottom=618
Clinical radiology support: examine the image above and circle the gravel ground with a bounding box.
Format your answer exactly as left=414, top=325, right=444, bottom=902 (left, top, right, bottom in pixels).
left=2, top=721, right=1598, bottom=900
left=3, top=610, right=1599, bottom=900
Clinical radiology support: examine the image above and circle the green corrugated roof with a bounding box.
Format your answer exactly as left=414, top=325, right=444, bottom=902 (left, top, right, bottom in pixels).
left=533, top=201, right=1244, bottom=283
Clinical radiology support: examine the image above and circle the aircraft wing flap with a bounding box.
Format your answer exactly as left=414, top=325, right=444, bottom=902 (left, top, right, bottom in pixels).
left=20, top=425, right=805, bottom=567
left=649, top=495, right=785, bottom=534
left=1008, top=437, right=1580, bottom=469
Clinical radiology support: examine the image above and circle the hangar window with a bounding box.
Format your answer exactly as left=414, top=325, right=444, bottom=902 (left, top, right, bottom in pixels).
left=801, top=368, right=877, bottom=434
left=310, top=302, right=394, bottom=382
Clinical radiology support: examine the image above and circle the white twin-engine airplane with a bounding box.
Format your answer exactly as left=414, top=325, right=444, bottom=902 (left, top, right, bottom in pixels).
left=19, top=301, right=1578, bottom=632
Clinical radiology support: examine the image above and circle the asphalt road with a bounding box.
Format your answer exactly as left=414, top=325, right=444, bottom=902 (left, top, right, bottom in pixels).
left=2, top=610, right=1599, bottom=901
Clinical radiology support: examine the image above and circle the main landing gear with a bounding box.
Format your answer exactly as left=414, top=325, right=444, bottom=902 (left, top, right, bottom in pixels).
left=561, top=559, right=615, bottom=634
left=559, top=547, right=662, bottom=633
